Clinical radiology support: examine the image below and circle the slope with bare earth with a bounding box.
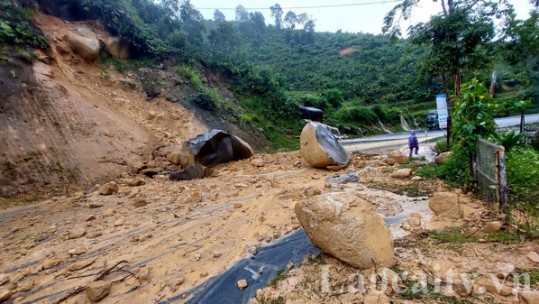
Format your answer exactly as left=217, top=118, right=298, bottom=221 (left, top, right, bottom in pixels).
left=0, top=14, right=207, bottom=199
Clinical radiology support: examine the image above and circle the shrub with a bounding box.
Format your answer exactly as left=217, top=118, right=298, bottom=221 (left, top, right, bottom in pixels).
left=334, top=105, right=378, bottom=125
left=506, top=147, right=539, bottom=209
left=0, top=2, right=48, bottom=53
left=529, top=131, right=539, bottom=152
left=319, top=89, right=344, bottom=109
left=492, top=130, right=524, bottom=152
left=178, top=65, right=204, bottom=91
left=433, top=139, right=449, bottom=155
left=437, top=145, right=474, bottom=190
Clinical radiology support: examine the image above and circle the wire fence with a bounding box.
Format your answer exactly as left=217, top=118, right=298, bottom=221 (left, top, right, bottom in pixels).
left=474, top=139, right=507, bottom=209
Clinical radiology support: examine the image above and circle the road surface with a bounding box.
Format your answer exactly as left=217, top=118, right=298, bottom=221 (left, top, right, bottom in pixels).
left=340, top=113, right=539, bottom=153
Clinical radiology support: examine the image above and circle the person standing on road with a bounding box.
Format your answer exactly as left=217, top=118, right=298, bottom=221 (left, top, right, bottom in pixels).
left=408, top=131, right=419, bottom=157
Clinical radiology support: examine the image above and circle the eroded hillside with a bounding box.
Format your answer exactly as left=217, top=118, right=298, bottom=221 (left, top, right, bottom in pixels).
left=0, top=14, right=266, bottom=199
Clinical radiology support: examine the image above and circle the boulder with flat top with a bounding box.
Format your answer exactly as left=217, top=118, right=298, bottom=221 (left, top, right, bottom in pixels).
left=295, top=192, right=396, bottom=269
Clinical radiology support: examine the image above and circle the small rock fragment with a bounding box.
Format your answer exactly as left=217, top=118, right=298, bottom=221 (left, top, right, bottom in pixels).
left=251, top=159, right=265, bottom=167
left=99, top=182, right=119, bottom=195
left=68, top=228, right=87, bottom=239
left=85, top=281, right=112, bottom=302
left=527, top=252, right=539, bottom=264
left=483, top=221, right=503, bottom=233
left=0, top=288, right=12, bottom=302
left=237, top=279, right=248, bottom=289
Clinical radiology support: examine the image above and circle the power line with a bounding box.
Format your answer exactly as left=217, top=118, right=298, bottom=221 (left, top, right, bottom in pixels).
left=196, top=0, right=403, bottom=10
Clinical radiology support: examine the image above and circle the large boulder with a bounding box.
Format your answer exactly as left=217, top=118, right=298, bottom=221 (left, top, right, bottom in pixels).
left=299, top=122, right=349, bottom=170
left=101, top=36, right=130, bottom=59
left=66, top=27, right=100, bottom=62
left=387, top=150, right=409, bottom=164
left=428, top=192, right=462, bottom=219
left=295, top=192, right=396, bottom=269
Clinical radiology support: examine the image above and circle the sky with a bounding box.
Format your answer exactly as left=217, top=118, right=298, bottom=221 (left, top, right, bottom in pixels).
left=189, top=0, right=537, bottom=34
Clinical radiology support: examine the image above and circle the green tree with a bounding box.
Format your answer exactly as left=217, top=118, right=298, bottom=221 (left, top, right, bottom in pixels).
left=284, top=11, right=297, bottom=30
left=213, top=9, right=226, bottom=22
left=270, top=3, right=284, bottom=29
left=502, top=11, right=539, bottom=103
left=383, top=0, right=513, bottom=98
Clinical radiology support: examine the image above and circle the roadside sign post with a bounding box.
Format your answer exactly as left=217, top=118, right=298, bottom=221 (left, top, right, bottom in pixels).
left=436, top=94, right=448, bottom=129
left=436, top=93, right=450, bottom=147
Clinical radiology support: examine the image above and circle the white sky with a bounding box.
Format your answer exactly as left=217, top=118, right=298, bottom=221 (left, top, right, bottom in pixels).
left=189, top=0, right=536, bottom=34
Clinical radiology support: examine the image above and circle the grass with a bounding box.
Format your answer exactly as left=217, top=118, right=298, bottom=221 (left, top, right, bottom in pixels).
left=431, top=227, right=480, bottom=244
left=431, top=227, right=520, bottom=247
left=512, top=268, right=539, bottom=286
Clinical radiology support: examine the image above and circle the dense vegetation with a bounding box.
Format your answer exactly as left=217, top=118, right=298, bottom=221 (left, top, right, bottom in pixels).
left=0, top=0, right=48, bottom=62
left=2, top=0, right=538, bottom=143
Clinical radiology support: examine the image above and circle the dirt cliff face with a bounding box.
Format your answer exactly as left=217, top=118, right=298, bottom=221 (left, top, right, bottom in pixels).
left=0, top=14, right=209, bottom=197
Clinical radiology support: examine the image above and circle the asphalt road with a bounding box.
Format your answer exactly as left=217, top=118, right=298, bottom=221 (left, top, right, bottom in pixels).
left=340, top=113, right=539, bottom=153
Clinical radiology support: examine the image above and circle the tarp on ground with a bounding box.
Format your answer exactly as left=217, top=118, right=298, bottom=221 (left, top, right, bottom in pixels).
left=159, top=229, right=320, bottom=304
left=185, top=129, right=254, bottom=167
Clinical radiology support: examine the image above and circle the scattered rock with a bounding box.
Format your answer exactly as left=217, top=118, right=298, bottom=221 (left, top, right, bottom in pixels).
left=387, top=150, right=409, bottom=164
left=187, top=191, right=202, bottom=204
left=295, top=192, right=396, bottom=269
left=68, top=258, right=96, bottom=271
left=382, top=158, right=396, bottom=166
left=68, top=228, right=87, bottom=239
left=169, top=164, right=207, bottom=181
left=99, top=182, right=119, bottom=195
left=0, top=274, right=10, bottom=286
left=17, top=280, right=34, bottom=293
left=85, top=281, right=112, bottom=302
left=86, top=215, right=97, bottom=221
left=237, top=279, right=248, bottom=289
left=476, top=278, right=513, bottom=296
left=303, top=187, right=322, bottom=197
left=435, top=151, right=452, bottom=165
left=137, top=267, right=151, bottom=283
left=428, top=192, right=461, bottom=219
left=68, top=247, right=88, bottom=256
left=483, top=221, right=503, bottom=233
left=0, top=288, right=12, bottom=302
left=86, top=231, right=103, bottom=239
left=460, top=205, right=478, bottom=219
left=200, top=271, right=209, bottom=277
left=89, top=201, right=104, bottom=208
left=527, top=251, right=539, bottom=264
left=212, top=251, right=222, bottom=258
left=363, top=291, right=389, bottom=304
left=114, top=218, right=126, bottom=227
left=519, top=291, right=539, bottom=304
left=42, top=257, right=64, bottom=270
left=391, top=168, right=413, bottom=179
left=132, top=199, right=148, bottom=208
left=249, top=246, right=258, bottom=255
left=251, top=159, right=265, bottom=168
left=127, top=177, right=146, bottom=187
left=325, top=173, right=359, bottom=184
left=411, top=176, right=423, bottom=181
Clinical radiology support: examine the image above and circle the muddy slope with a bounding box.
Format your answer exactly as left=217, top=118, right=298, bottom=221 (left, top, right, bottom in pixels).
left=0, top=13, right=268, bottom=198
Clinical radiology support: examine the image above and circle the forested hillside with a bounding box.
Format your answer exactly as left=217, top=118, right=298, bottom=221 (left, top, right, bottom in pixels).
left=3, top=0, right=538, bottom=147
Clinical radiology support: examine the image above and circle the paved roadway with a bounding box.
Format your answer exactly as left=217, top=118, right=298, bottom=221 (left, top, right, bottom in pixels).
left=340, top=113, right=539, bottom=153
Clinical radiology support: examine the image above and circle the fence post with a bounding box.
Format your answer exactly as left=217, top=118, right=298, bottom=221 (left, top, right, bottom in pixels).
left=498, top=151, right=508, bottom=212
